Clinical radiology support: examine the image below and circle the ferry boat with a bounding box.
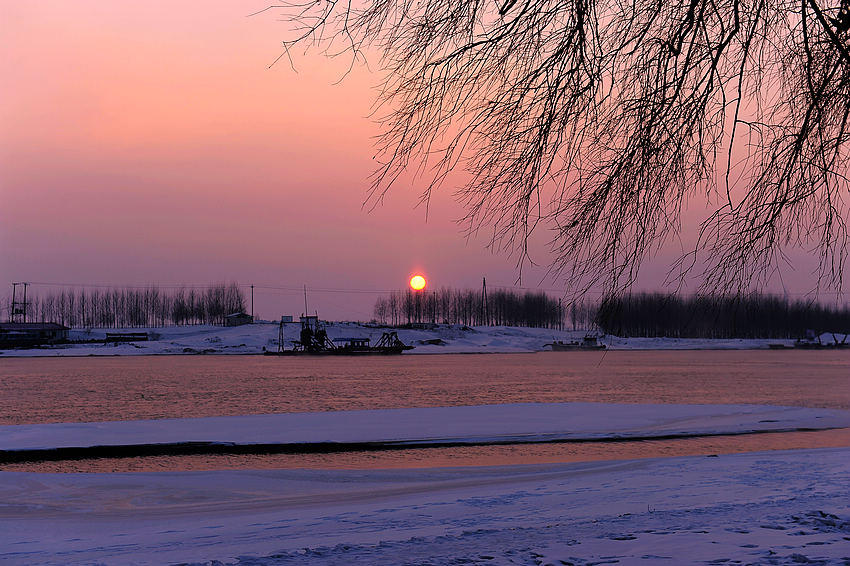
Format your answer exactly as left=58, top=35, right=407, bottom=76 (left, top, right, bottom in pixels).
left=263, top=315, right=414, bottom=356
left=545, top=334, right=606, bottom=351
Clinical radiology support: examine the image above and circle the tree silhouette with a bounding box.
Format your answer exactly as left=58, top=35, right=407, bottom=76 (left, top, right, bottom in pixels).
left=264, top=0, right=849, bottom=294
left=373, top=286, right=563, bottom=327
left=28, top=284, right=246, bottom=328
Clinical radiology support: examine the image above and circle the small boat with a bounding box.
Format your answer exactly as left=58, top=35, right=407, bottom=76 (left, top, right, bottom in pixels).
left=545, top=334, right=606, bottom=351
left=793, top=340, right=850, bottom=350
left=793, top=331, right=849, bottom=350
left=264, top=315, right=413, bottom=356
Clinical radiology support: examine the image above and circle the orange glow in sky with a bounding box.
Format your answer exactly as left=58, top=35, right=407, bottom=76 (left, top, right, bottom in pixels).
left=0, top=1, right=538, bottom=320
left=0, top=2, right=833, bottom=319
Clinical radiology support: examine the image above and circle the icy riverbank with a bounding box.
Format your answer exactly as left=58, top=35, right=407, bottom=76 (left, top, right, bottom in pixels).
left=4, top=322, right=846, bottom=356
left=2, top=448, right=849, bottom=565
left=3, top=403, right=849, bottom=456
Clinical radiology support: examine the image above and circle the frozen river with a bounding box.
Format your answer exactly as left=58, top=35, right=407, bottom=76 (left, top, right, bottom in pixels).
left=2, top=350, right=848, bottom=471
left=2, top=351, right=850, bottom=564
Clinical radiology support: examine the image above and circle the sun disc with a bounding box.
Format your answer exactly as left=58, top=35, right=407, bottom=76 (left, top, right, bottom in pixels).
left=410, top=275, right=427, bottom=291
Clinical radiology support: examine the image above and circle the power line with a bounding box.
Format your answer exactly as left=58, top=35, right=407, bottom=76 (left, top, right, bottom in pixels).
left=13, top=280, right=849, bottom=301
left=24, top=281, right=227, bottom=290
left=21, top=281, right=399, bottom=295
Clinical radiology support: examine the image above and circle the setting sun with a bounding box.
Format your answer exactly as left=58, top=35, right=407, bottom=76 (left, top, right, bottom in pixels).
left=409, top=274, right=427, bottom=291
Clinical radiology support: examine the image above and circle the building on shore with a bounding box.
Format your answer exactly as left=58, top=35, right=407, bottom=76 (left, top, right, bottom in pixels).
left=224, top=312, right=253, bottom=327
left=0, top=322, right=69, bottom=347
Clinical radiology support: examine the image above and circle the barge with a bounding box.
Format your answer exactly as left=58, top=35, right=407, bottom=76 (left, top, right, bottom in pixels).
left=264, top=315, right=413, bottom=356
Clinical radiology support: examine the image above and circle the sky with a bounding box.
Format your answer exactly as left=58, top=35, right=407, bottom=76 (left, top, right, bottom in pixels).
left=1, top=2, right=844, bottom=320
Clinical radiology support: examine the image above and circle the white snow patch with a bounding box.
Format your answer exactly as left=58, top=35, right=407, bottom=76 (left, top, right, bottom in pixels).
left=2, top=448, right=849, bottom=565
left=2, top=322, right=841, bottom=356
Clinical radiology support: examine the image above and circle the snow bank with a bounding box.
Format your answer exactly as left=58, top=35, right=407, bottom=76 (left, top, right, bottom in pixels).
left=2, top=448, right=849, bottom=565
left=3, top=322, right=839, bottom=356
left=3, top=403, right=849, bottom=455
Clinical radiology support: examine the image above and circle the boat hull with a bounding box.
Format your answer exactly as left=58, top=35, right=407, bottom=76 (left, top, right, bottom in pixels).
left=548, top=343, right=606, bottom=351
left=263, top=347, right=412, bottom=356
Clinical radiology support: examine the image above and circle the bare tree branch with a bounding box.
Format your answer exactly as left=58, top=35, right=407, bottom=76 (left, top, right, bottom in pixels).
left=262, top=0, right=850, bottom=296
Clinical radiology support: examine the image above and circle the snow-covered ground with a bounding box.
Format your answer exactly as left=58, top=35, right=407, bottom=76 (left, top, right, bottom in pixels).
left=3, top=322, right=846, bottom=356
left=2, top=404, right=850, bottom=564
left=3, top=330, right=848, bottom=564
left=4, top=403, right=849, bottom=454
left=2, top=447, right=849, bottom=565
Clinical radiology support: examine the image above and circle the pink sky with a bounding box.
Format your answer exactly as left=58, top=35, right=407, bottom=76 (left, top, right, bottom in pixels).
left=1, top=2, right=841, bottom=319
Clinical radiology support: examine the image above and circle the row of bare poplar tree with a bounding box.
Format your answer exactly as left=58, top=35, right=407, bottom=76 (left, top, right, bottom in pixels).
left=19, top=283, right=245, bottom=328
left=372, top=288, right=588, bottom=328
left=373, top=289, right=849, bottom=337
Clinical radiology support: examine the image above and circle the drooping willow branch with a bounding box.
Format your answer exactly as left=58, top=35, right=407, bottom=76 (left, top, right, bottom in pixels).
left=263, top=0, right=850, bottom=295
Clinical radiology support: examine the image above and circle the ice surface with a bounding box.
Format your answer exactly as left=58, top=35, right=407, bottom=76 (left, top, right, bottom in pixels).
left=3, top=402, right=849, bottom=454
left=3, top=324, right=848, bottom=564
left=2, top=448, right=849, bottom=565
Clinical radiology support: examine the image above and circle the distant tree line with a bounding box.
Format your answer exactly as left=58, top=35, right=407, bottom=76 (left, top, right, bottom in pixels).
left=596, top=293, right=850, bottom=339
left=373, top=287, right=565, bottom=328
left=22, top=283, right=246, bottom=328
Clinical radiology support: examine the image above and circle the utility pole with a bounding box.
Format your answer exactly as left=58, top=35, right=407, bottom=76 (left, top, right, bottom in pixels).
left=250, top=285, right=254, bottom=320
left=558, top=298, right=562, bottom=331
left=10, top=282, right=30, bottom=323
left=303, top=284, right=308, bottom=317
left=482, top=277, right=488, bottom=326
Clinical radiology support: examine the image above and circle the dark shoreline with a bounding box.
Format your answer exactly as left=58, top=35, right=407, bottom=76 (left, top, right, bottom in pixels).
left=3, top=426, right=844, bottom=464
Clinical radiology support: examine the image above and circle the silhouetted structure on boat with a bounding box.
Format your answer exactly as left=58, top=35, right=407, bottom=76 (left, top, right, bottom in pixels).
left=264, top=315, right=413, bottom=356
left=545, top=334, right=606, bottom=351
